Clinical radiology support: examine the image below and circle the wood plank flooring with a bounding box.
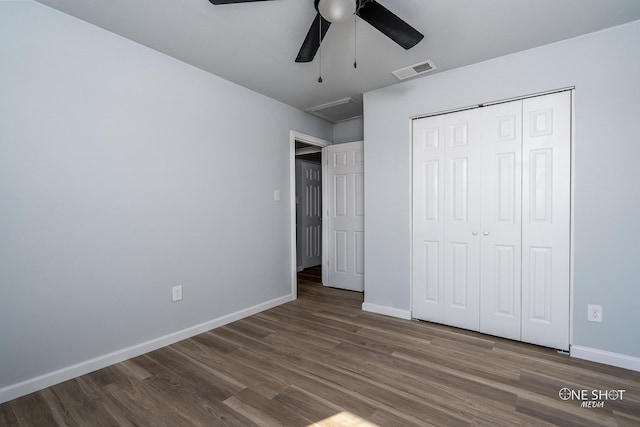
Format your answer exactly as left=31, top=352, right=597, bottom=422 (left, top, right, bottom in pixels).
left=2, top=267, right=639, bottom=426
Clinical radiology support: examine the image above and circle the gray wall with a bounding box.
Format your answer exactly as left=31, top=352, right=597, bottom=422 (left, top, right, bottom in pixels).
left=333, top=117, right=364, bottom=144
left=0, top=1, right=332, bottom=394
left=364, top=20, right=640, bottom=359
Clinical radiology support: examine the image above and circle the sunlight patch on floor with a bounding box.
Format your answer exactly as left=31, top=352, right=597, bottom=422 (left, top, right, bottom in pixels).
left=308, top=410, right=380, bottom=426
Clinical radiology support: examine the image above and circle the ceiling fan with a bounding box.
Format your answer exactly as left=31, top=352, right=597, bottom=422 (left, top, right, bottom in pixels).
left=208, top=0, right=424, bottom=63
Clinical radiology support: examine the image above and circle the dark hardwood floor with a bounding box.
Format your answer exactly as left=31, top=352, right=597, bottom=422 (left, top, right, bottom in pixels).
left=2, top=267, right=639, bottom=426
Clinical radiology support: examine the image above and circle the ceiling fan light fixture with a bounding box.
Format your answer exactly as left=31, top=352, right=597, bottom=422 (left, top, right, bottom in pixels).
left=317, top=0, right=356, bottom=23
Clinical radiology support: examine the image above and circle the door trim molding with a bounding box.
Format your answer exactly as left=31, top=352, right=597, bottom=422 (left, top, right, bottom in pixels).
left=410, top=86, right=575, bottom=121
left=290, top=131, right=330, bottom=300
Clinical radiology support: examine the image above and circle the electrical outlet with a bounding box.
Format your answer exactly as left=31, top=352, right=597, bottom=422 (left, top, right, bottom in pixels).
left=587, top=304, right=602, bottom=323
left=172, top=285, right=183, bottom=302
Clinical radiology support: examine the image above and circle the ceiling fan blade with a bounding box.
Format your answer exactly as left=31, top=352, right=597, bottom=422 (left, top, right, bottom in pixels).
left=295, top=13, right=331, bottom=63
left=358, top=1, right=423, bottom=49
left=208, top=0, right=274, bottom=5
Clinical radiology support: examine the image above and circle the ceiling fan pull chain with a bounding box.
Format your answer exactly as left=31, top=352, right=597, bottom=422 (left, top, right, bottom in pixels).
left=318, top=14, right=323, bottom=83
left=353, top=11, right=357, bottom=69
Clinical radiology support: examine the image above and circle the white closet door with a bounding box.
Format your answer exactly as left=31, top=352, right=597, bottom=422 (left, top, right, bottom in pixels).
left=478, top=101, right=523, bottom=340
left=326, top=141, right=364, bottom=292
left=443, top=109, right=481, bottom=330
left=412, top=109, right=481, bottom=331
left=521, top=91, right=571, bottom=351
left=412, top=115, right=446, bottom=322
left=412, top=91, right=571, bottom=351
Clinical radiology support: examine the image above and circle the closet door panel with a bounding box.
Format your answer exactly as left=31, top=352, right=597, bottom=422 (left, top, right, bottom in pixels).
left=479, top=101, right=523, bottom=341
left=522, top=91, right=571, bottom=351
left=443, top=109, right=481, bottom=331
left=412, top=116, right=446, bottom=322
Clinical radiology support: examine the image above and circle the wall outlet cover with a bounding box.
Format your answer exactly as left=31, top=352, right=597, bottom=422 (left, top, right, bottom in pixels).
left=587, top=304, right=602, bottom=323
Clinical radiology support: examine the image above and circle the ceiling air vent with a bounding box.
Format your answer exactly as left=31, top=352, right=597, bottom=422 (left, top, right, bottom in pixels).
left=392, top=59, right=437, bottom=81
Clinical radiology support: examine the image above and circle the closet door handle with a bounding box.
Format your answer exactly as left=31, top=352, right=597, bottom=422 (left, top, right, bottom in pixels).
left=483, top=231, right=490, bottom=236
left=472, top=230, right=478, bottom=236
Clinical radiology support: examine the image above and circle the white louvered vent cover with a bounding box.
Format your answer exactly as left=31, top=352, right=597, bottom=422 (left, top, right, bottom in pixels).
left=392, top=60, right=437, bottom=80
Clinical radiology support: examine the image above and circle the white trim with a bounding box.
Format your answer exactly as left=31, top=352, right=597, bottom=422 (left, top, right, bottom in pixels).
left=408, top=118, right=415, bottom=317
left=571, top=346, right=640, bottom=372
left=289, top=130, right=331, bottom=299
left=0, top=294, right=293, bottom=404
left=295, top=146, right=322, bottom=156
left=290, top=131, right=331, bottom=148
left=410, top=86, right=575, bottom=121
left=569, top=89, right=576, bottom=346
left=322, top=146, right=329, bottom=286
left=362, top=302, right=412, bottom=320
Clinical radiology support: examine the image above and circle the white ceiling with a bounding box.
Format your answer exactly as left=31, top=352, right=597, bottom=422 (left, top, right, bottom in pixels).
left=35, top=0, right=640, bottom=120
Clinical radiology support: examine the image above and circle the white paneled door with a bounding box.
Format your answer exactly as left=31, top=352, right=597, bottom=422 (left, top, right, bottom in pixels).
left=326, top=141, right=364, bottom=292
left=412, top=91, right=571, bottom=350
left=521, top=92, right=571, bottom=350
left=411, top=114, right=445, bottom=322
left=411, top=109, right=481, bottom=330
left=478, top=101, right=523, bottom=341
left=298, top=160, right=322, bottom=269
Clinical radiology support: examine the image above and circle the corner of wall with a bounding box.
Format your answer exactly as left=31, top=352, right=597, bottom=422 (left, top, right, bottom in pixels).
left=362, top=302, right=412, bottom=320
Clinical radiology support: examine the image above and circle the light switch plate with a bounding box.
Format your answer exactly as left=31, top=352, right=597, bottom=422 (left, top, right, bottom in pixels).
left=172, top=285, right=183, bottom=302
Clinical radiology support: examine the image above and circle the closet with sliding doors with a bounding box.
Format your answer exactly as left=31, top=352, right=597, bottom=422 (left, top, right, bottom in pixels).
left=411, top=90, right=572, bottom=350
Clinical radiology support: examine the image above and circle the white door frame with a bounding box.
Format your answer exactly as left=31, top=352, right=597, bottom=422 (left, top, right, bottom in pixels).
left=290, top=131, right=330, bottom=299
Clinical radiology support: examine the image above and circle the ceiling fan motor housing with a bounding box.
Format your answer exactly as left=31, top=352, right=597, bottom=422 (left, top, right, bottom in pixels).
left=315, top=0, right=357, bottom=23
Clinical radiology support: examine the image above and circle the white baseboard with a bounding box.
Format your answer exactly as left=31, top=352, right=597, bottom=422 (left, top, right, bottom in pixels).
left=571, top=345, right=640, bottom=372
left=0, top=294, right=294, bottom=404
left=362, top=302, right=412, bottom=320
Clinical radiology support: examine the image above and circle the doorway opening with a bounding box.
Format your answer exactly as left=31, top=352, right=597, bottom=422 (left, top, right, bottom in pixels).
left=295, top=150, right=322, bottom=272
left=289, top=131, right=330, bottom=299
